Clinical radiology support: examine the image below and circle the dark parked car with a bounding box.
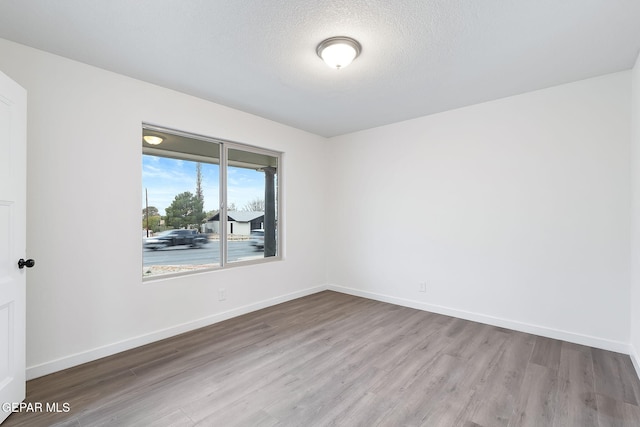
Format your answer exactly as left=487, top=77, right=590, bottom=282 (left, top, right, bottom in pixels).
left=144, top=229, right=208, bottom=250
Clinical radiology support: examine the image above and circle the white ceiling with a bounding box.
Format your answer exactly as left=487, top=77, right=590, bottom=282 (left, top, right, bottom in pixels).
left=1, top=1, right=639, bottom=137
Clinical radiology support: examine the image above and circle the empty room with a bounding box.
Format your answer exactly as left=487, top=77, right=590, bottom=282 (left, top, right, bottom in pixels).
left=1, top=1, right=640, bottom=426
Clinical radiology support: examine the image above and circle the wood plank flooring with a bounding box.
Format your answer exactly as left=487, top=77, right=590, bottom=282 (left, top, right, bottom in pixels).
left=3, top=291, right=640, bottom=426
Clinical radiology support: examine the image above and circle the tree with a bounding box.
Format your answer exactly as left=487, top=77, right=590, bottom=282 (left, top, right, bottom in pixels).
left=142, top=206, right=159, bottom=218
left=165, top=191, right=204, bottom=229
left=243, top=197, right=265, bottom=212
left=143, top=215, right=162, bottom=233
left=142, top=206, right=162, bottom=233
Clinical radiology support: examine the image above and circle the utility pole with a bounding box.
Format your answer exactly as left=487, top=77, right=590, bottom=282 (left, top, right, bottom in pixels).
left=145, top=188, right=150, bottom=237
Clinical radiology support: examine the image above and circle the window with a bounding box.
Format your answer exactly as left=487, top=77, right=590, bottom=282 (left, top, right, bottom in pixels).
left=142, top=125, right=280, bottom=278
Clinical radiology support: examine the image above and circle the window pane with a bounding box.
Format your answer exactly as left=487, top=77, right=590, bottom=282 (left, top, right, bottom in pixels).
left=226, top=148, right=278, bottom=263
left=142, top=139, right=221, bottom=277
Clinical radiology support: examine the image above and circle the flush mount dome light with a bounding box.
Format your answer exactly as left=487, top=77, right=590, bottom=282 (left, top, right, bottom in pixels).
left=143, top=135, right=164, bottom=145
left=316, top=36, right=362, bottom=69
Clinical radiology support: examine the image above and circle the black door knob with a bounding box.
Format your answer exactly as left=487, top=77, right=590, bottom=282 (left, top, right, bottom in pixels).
left=18, top=258, right=35, bottom=269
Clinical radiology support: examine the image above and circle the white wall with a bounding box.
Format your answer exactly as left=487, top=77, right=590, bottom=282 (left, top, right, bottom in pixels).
left=327, top=72, right=632, bottom=351
left=0, top=39, right=327, bottom=378
left=631, top=51, right=640, bottom=376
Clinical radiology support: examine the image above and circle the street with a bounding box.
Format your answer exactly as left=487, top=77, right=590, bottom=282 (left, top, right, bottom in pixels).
left=143, top=240, right=263, bottom=266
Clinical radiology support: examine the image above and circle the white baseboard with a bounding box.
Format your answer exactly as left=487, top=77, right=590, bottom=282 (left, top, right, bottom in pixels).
left=26, top=285, right=326, bottom=380
left=327, top=284, right=631, bottom=355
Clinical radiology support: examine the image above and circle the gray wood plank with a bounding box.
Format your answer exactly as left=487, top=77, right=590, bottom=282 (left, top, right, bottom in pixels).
left=508, top=362, right=558, bottom=427
left=595, top=393, right=640, bottom=427
left=552, top=344, right=599, bottom=427
left=530, top=335, right=562, bottom=372
left=592, top=348, right=640, bottom=406
left=463, top=330, right=536, bottom=427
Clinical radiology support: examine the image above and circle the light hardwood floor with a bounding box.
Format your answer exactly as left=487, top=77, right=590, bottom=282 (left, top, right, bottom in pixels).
left=3, top=291, right=640, bottom=426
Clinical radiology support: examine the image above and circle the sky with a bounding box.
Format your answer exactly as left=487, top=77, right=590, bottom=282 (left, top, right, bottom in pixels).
left=142, top=155, right=266, bottom=216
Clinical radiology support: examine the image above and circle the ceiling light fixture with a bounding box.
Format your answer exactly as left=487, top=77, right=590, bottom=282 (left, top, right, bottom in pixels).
left=143, top=135, right=164, bottom=145
left=316, top=36, right=361, bottom=70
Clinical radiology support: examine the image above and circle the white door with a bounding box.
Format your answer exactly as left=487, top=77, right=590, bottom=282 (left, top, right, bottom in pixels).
left=0, top=70, right=27, bottom=424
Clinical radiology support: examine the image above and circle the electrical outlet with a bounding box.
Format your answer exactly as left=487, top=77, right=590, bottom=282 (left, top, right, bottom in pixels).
left=419, top=282, right=427, bottom=292
left=218, top=288, right=227, bottom=301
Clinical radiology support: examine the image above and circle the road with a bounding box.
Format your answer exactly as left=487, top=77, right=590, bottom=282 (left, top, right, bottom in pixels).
left=143, top=240, right=263, bottom=266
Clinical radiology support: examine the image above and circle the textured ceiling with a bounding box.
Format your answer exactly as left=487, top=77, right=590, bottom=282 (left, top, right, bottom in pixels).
left=0, top=1, right=639, bottom=137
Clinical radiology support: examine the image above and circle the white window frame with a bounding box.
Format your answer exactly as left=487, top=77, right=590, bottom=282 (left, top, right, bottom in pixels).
left=142, top=123, right=282, bottom=280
